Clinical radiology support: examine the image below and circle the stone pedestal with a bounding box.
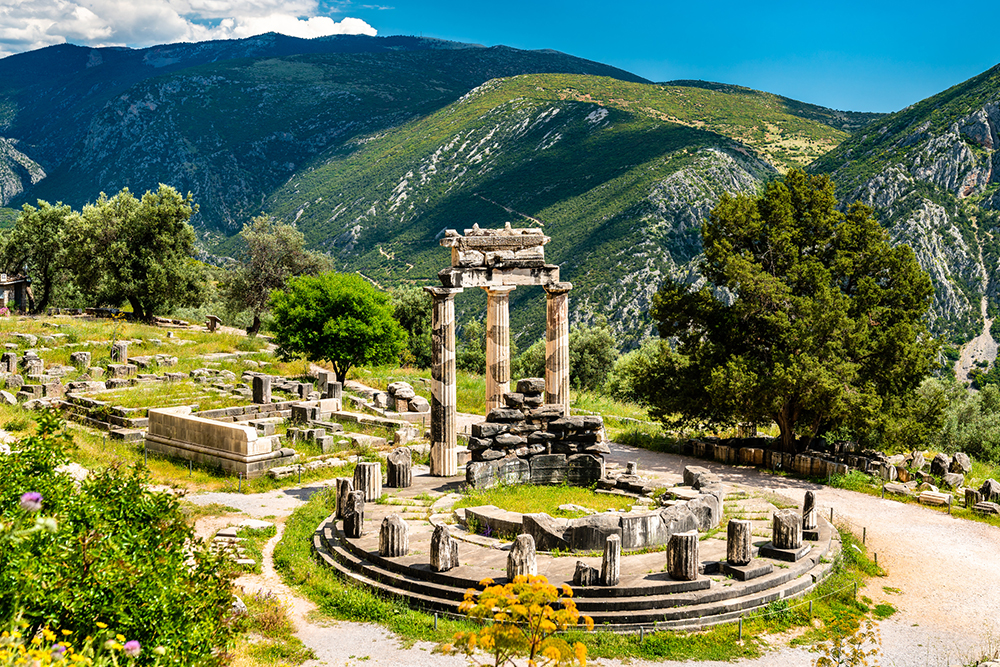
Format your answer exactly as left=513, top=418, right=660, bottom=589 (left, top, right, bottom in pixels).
left=386, top=447, right=413, bottom=488
left=573, top=561, right=599, bottom=586
left=317, top=370, right=336, bottom=396
left=483, top=286, right=515, bottom=411
left=335, top=477, right=354, bottom=520
left=772, top=509, right=802, bottom=550
left=70, top=351, right=91, bottom=371
left=111, top=341, right=128, bottom=364
left=0, top=353, right=16, bottom=374
left=601, top=534, right=621, bottom=586
left=252, top=375, right=271, bottom=404
left=425, top=286, right=463, bottom=476
left=344, top=490, right=365, bottom=538
left=726, top=519, right=752, bottom=566
left=802, top=490, right=819, bottom=541
left=326, top=381, right=343, bottom=401
left=543, top=283, right=571, bottom=416
left=666, top=530, right=699, bottom=581
left=507, top=534, right=537, bottom=580
left=353, top=462, right=382, bottom=502
left=431, top=525, right=460, bottom=572
left=379, top=514, right=409, bottom=557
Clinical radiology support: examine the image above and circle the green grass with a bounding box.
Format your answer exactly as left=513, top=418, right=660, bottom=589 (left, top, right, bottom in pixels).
left=235, top=525, right=278, bottom=575
left=234, top=589, right=316, bottom=666
left=454, top=483, right=635, bottom=518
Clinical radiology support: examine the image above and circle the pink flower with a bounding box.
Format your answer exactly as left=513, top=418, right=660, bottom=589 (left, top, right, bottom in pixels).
left=19, top=492, right=42, bottom=512
left=123, top=640, right=140, bottom=658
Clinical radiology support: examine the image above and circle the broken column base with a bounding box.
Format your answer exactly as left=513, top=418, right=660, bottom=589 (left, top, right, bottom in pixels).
left=722, top=561, right=773, bottom=581
left=803, top=529, right=821, bottom=541
left=757, top=542, right=811, bottom=562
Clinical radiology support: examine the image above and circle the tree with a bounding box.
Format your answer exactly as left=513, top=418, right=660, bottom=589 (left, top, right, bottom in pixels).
left=270, top=272, right=407, bottom=380
left=4, top=201, right=75, bottom=313
left=221, top=215, right=330, bottom=336
left=391, top=285, right=432, bottom=368
left=457, top=319, right=487, bottom=374
left=568, top=317, right=619, bottom=391
left=645, top=170, right=938, bottom=452
left=64, top=185, right=206, bottom=320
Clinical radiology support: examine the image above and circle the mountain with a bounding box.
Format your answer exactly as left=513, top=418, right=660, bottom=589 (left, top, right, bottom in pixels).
left=0, top=33, right=647, bottom=232
left=262, top=74, right=866, bottom=346
left=811, top=64, right=1000, bottom=343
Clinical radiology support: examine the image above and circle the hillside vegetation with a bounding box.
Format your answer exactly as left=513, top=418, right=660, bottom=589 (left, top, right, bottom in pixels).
left=264, top=73, right=862, bottom=346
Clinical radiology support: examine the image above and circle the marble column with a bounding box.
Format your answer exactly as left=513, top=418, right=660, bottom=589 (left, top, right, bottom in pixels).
left=483, top=285, right=515, bottom=412
left=425, top=286, right=463, bottom=476
left=544, top=282, right=572, bottom=416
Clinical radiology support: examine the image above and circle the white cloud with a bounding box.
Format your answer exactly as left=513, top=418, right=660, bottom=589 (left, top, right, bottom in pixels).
left=0, top=0, right=376, bottom=58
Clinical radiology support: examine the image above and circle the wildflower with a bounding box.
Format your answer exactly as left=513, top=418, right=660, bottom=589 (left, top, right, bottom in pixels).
left=19, top=492, right=42, bottom=512
left=51, top=644, right=67, bottom=661
left=152, top=646, right=166, bottom=656
left=37, top=517, right=58, bottom=533
left=95, top=623, right=107, bottom=630
left=123, top=640, right=140, bottom=658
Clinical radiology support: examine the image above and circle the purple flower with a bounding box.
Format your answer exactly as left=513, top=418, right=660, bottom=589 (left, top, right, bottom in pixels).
left=52, top=644, right=66, bottom=654
left=123, top=640, right=141, bottom=658
left=19, top=492, right=42, bottom=512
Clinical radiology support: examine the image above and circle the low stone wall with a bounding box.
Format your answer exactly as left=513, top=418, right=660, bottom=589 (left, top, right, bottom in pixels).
left=466, top=378, right=607, bottom=488
left=144, top=406, right=295, bottom=478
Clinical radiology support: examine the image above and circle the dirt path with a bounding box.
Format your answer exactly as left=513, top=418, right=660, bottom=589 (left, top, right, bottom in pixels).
left=186, top=441, right=1000, bottom=667
left=956, top=296, right=997, bottom=384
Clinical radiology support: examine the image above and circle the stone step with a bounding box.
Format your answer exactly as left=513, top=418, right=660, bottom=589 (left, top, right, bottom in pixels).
left=315, top=515, right=840, bottom=629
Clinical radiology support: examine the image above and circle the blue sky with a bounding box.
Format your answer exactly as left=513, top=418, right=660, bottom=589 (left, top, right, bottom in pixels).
left=2, top=0, right=997, bottom=113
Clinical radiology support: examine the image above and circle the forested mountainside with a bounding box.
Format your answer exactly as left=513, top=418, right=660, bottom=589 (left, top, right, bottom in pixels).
left=263, top=74, right=863, bottom=346
left=811, top=64, right=1000, bottom=342
left=0, top=32, right=646, bottom=231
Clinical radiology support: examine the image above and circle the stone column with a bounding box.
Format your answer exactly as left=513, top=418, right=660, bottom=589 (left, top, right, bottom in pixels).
left=601, top=534, right=621, bottom=586
left=252, top=376, right=271, bottom=404
left=666, top=531, right=699, bottom=581
left=335, top=477, right=354, bottom=520
left=386, top=447, right=413, bottom=488
left=543, top=282, right=572, bottom=416
left=344, top=491, right=365, bottom=539
left=802, top=490, right=817, bottom=530
left=431, top=525, right=460, bottom=572
left=425, top=286, right=463, bottom=476
left=507, top=534, right=537, bottom=580
left=379, top=514, right=409, bottom=557
left=483, top=286, right=515, bottom=412
left=772, top=509, right=803, bottom=550
left=353, top=462, right=382, bottom=502
left=727, top=519, right=752, bottom=566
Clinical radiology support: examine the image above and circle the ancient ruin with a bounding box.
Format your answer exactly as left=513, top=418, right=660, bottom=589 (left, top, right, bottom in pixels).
left=426, top=224, right=571, bottom=476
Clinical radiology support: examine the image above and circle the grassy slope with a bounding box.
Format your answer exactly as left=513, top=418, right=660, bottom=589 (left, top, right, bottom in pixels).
left=264, top=74, right=854, bottom=346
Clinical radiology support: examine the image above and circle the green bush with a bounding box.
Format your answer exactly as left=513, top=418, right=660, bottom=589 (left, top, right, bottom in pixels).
left=935, top=383, right=1000, bottom=462
left=604, top=338, right=667, bottom=402
left=0, top=411, right=237, bottom=666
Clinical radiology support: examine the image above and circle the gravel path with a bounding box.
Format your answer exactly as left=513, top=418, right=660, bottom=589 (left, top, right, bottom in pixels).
left=185, top=441, right=1000, bottom=667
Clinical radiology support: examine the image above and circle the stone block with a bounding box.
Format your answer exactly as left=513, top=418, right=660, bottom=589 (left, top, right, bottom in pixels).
left=566, top=453, right=604, bottom=485
left=386, top=447, right=412, bottom=488
left=941, top=472, right=964, bottom=489
left=507, top=534, right=537, bottom=579
left=620, top=512, right=665, bottom=550
left=981, top=479, right=1000, bottom=503
left=566, top=514, right=622, bottom=551
left=252, top=376, right=271, bottom=404
left=379, top=514, right=409, bottom=557
left=529, top=453, right=567, bottom=485
left=522, top=513, right=570, bottom=551
left=430, top=525, right=459, bottom=572
left=496, top=456, right=530, bottom=485
left=466, top=460, right=500, bottom=489
left=573, top=561, right=599, bottom=587
left=687, top=494, right=720, bottom=531
left=930, top=452, right=950, bottom=477
left=666, top=531, right=699, bottom=581
left=951, top=452, right=972, bottom=474
left=516, top=378, right=545, bottom=393
left=353, top=462, right=382, bottom=502
left=343, top=491, right=365, bottom=538
left=601, top=534, right=621, bottom=586
left=409, top=395, right=430, bottom=412
left=722, top=561, right=773, bottom=581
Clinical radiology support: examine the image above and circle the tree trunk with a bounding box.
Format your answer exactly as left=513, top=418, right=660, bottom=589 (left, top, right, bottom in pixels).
left=775, top=410, right=796, bottom=454
left=247, top=313, right=262, bottom=337
left=128, top=296, right=146, bottom=321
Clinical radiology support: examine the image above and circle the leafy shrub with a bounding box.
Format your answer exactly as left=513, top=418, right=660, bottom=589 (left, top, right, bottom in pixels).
left=935, top=383, right=1000, bottom=462
left=0, top=411, right=237, bottom=666
left=604, top=338, right=668, bottom=403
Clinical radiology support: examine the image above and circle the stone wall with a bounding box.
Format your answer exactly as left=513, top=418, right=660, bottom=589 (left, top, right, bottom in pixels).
left=144, top=406, right=295, bottom=478
left=466, top=378, right=606, bottom=488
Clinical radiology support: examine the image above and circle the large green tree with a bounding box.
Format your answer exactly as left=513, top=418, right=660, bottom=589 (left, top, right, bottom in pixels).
left=270, top=272, right=407, bottom=380
left=390, top=285, right=433, bottom=368
left=65, top=185, right=206, bottom=320
left=645, top=170, right=938, bottom=452
left=4, top=200, right=74, bottom=313
left=221, top=215, right=330, bottom=336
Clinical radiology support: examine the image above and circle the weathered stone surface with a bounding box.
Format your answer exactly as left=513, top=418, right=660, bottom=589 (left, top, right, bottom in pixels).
left=659, top=504, right=699, bottom=538
left=466, top=460, right=499, bottom=489
left=530, top=453, right=567, bottom=485
left=379, top=514, right=409, bottom=557
left=507, top=534, right=537, bottom=579
left=516, top=378, right=545, bottom=394
left=910, top=451, right=926, bottom=471
left=70, top=351, right=91, bottom=370
left=335, top=477, right=354, bottom=520
left=966, top=488, right=983, bottom=508
left=950, top=452, right=972, bottom=474
left=495, top=433, right=526, bottom=447
left=981, top=479, right=1000, bottom=503
left=523, top=513, right=570, bottom=551
left=666, top=531, right=699, bottom=581
left=353, top=462, right=382, bottom=502
left=566, top=514, right=622, bottom=551
left=386, top=448, right=413, bottom=488
left=601, top=534, right=621, bottom=586
left=487, top=408, right=525, bottom=423
left=503, top=392, right=525, bottom=408
left=727, top=519, right=752, bottom=566
left=620, top=512, right=665, bottom=550
left=0, top=390, right=14, bottom=405
left=388, top=382, right=416, bottom=400
left=919, top=490, right=951, bottom=506
left=566, top=453, right=604, bottom=486
left=497, top=456, right=531, bottom=485
left=252, top=376, right=271, bottom=404
left=408, top=395, right=430, bottom=412
left=802, top=490, right=818, bottom=530
left=573, top=561, right=599, bottom=586
left=973, top=501, right=1000, bottom=515
left=431, top=524, right=460, bottom=572
left=344, top=491, right=364, bottom=538
left=472, top=422, right=509, bottom=438
left=930, top=452, right=951, bottom=477
left=941, top=472, right=964, bottom=489
left=687, top=495, right=720, bottom=531
left=772, top=509, right=802, bottom=550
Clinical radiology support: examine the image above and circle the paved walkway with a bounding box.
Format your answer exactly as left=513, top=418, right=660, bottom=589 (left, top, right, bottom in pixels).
left=185, top=440, right=1000, bottom=667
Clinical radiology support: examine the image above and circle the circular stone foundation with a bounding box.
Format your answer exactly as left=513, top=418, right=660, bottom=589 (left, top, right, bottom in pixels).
left=312, top=468, right=841, bottom=631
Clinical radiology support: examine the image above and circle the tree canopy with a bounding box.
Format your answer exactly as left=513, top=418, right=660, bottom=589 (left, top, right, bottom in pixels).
left=221, top=215, right=329, bottom=335
left=64, top=185, right=206, bottom=320
left=643, top=170, right=938, bottom=452
left=4, top=200, right=73, bottom=313
left=270, top=272, right=407, bottom=380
